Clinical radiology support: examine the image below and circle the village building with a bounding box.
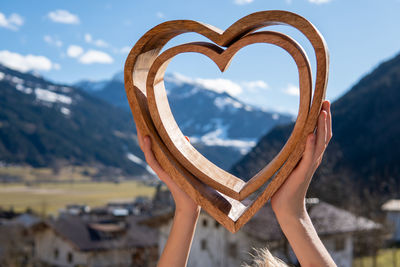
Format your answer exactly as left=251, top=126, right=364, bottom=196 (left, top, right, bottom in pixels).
left=0, top=211, right=41, bottom=266
left=146, top=198, right=380, bottom=267
left=382, top=199, right=400, bottom=242
left=32, top=214, right=158, bottom=267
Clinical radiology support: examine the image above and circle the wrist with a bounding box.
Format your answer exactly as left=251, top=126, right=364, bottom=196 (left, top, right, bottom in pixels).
left=273, top=201, right=308, bottom=223
left=175, top=204, right=201, bottom=217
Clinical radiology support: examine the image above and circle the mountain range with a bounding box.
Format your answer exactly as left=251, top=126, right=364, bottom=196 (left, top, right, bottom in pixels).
left=1, top=47, right=399, bottom=218
left=231, top=52, right=400, bottom=215
left=0, top=64, right=148, bottom=178
left=76, top=72, right=292, bottom=170
left=0, top=65, right=291, bottom=179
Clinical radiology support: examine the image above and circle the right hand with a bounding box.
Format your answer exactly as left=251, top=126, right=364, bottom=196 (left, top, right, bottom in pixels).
left=271, top=100, right=332, bottom=219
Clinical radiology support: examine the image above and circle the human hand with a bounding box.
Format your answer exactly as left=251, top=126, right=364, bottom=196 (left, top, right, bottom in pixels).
left=136, top=126, right=200, bottom=214
left=271, top=100, right=332, bottom=220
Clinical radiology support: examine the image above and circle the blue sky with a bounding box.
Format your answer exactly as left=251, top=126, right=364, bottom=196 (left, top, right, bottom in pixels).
left=1, top=0, right=400, bottom=114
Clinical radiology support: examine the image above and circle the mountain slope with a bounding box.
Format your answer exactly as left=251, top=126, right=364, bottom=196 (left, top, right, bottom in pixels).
left=75, top=72, right=293, bottom=169
left=0, top=65, right=149, bottom=178
left=231, top=52, right=400, bottom=212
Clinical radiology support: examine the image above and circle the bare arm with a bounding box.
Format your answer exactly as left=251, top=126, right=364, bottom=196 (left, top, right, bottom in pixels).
left=137, top=129, right=199, bottom=267
left=271, top=100, right=336, bottom=267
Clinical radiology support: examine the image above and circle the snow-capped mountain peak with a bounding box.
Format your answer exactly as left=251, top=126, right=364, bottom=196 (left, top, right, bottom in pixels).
left=74, top=70, right=293, bottom=169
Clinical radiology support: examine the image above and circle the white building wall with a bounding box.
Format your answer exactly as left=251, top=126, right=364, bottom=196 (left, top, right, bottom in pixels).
left=322, top=235, right=353, bottom=267
left=386, top=212, right=400, bottom=241
left=159, top=213, right=265, bottom=267
left=34, top=229, right=87, bottom=267
left=34, top=229, right=136, bottom=267
left=87, top=249, right=133, bottom=267
left=159, top=213, right=355, bottom=267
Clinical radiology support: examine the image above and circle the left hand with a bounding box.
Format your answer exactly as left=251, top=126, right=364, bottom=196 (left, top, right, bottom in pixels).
left=136, top=125, right=200, bottom=214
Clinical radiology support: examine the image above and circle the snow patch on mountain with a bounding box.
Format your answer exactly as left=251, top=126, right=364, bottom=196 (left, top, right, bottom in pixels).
left=16, top=84, right=33, bottom=94
left=127, top=152, right=156, bottom=176
left=35, top=88, right=72, bottom=104
left=127, top=153, right=144, bottom=165
left=189, top=118, right=257, bottom=155
left=214, top=96, right=243, bottom=110
left=60, top=107, right=71, bottom=116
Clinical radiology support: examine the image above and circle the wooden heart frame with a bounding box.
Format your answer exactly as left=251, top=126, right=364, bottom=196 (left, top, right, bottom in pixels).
left=124, top=10, right=329, bottom=233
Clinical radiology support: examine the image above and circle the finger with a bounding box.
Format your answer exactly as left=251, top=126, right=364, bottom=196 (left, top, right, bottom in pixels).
left=314, top=109, right=328, bottom=158
left=322, top=100, right=332, bottom=142
left=296, top=133, right=316, bottom=173
left=135, top=124, right=144, bottom=149
left=142, top=135, right=164, bottom=174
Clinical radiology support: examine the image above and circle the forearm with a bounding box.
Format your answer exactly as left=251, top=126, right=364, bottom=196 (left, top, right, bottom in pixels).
left=276, top=208, right=336, bottom=267
left=157, top=207, right=200, bottom=267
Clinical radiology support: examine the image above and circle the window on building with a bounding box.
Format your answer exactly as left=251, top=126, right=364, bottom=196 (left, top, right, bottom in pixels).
left=53, top=248, right=59, bottom=259
left=334, top=236, right=346, bottom=251
left=202, top=218, right=208, bottom=227
left=132, top=248, right=145, bottom=266
left=67, top=252, right=73, bottom=263
left=228, top=243, right=238, bottom=258
left=201, top=239, right=207, bottom=250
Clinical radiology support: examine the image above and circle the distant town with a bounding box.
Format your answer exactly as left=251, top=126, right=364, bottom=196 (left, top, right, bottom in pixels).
left=2, top=180, right=400, bottom=267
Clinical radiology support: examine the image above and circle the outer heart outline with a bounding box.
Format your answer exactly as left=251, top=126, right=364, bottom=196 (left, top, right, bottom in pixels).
left=124, top=10, right=328, bottom=233
left=146, top=31, right=312, bottom=200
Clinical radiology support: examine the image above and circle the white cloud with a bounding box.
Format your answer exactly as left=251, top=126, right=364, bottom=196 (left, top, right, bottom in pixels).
left=241, top=80, right=268, bottom=92
left=195, top=78, right=243, bottom=96
left=84, top=33, right=92, bottom=43
left=67, top=45, right=113, bottom=64
left=283, top=84, right=300, bottom=96
left=84, top=33, right=109, bottom=48
left=53, top=63, right=61, bottom=70
left=78, top=49, right=113, bottom=64
left=308, top=0, right=332, bottom=4
left=0, top=50, right=58, bottom=72
left=167, top=73, right=242, bottom=96
left=167, top=73, right=272, bottom=97
left=156, top=12, right=165, bottom=19
left=118, top=46, right=131, bottom=54
left=234, top=0, right=254, bottom=5
left=47, top=10, right=80, bottom=24
left=67, top=45, right=83, bottom=58
left=0, top=12, right=24, bottom=30
left=44, top=35, right=63, bottom=47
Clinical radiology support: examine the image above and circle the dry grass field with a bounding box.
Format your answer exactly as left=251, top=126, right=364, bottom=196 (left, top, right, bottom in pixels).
left=0, top=181, right=156, bottom=216
left=353, top=248, right=400, bottom=267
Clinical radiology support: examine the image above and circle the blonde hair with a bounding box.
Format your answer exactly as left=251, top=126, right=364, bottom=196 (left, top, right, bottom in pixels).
left=242, top=248, right=289, bottom=267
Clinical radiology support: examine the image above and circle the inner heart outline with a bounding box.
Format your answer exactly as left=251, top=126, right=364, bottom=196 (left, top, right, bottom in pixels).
left=124, top=10, right=328, bottom=233
left=146, top=31, right=312, bottom=200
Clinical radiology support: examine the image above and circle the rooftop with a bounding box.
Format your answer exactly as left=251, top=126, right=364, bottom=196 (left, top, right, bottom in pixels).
left=382, top=199, right=400, bottom=211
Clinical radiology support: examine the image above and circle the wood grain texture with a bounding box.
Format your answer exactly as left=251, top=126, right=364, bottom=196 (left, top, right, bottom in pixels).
left=146, top=31, right=312, bottom=200
left=124, top=10, right=329, bottom=233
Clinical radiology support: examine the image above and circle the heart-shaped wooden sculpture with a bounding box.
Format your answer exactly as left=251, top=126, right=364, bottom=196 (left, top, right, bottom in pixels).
left=124, top=10, right=329, bottom=233
left=147, top=31, right=312, bottom=200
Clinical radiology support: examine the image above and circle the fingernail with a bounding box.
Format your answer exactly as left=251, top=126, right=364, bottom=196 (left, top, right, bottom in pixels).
left=323, top=100, right=330, bottom=110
